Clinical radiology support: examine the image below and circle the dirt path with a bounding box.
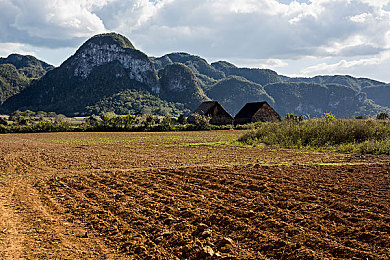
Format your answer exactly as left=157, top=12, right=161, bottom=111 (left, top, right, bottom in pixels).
left=0, top=185, right=24, bottom=259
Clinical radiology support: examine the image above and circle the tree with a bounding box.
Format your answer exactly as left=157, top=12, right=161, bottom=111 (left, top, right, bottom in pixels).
left=177, top=114, right=187, bottom=124
left=161, top=114, right=172, bottom=130
left=194, top=113, right=211, bottom=130
left=0, top=117, right=8, bottom=125
left=377, top=112, right=389, bottom=120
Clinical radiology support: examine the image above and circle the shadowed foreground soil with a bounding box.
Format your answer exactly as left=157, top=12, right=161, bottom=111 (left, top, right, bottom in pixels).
left=0, top=132, right=389, bottom=259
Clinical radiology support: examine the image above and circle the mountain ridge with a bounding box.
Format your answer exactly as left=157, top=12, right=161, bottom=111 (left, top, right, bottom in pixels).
left=1, top=32, right=390, bottom=118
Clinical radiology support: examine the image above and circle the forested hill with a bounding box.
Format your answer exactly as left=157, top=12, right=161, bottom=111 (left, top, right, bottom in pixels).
left=1, top=33, right=389, bottom=117
left=0, top=54, right=54, bottom=105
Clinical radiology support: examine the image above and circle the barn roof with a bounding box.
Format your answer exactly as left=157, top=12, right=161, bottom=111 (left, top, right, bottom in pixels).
left=188, top=101, right=233, bottom=125
left=191, top=101, right=219, bottom=116
left=234, top=102, right=268, bottom=118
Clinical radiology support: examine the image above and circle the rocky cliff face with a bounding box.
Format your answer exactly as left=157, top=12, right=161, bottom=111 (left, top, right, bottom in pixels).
left=63, top=33, right=160, bottom=93
left=2, top=33, right=163, bottom=115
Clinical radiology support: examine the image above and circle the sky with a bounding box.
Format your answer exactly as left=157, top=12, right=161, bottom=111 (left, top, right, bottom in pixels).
left=1, top=0, right=390, bottom=82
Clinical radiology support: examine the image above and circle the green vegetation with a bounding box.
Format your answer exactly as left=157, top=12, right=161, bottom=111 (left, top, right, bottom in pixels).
left=239, top=115, right=390, bottom=154
left=153, top=53, right=225, bottom=80
left=207, top=76, right=274, bottom=115
left=0, top=54, right=54, bottom=105
left=159, top=63, right=209, bottom=110
left=85, top=89, right=189, bottom=117
left=211, top=61, right=282, bottom=86
left=86, top=33, right=135, bottom=49
left=0, top=64, right=30, bottom=104
left=363, top=85, right=390, bottom=108
left=0, top=110, right=233, bottom=133
left=0, top=53, right=53, bottom=78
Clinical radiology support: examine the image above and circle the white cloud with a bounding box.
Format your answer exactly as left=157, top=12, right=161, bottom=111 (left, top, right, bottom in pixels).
left=0, top=42, right=35, bottom=57
left=301, top=51, right=390, bottom=78
left=2, top=0, right=390, bottom=80
left=350, top=12, right=371, bottom=23
left=259, top=59, right=289, bottom=70
left=360, top=0, right=390, bottom=7
left=13, top=0, right=108, bottom=38
left=0, top=0, right=108, bottom=48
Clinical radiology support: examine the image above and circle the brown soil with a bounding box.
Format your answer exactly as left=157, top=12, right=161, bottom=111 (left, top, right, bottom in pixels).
left=0, top=131, right=389, bottom=259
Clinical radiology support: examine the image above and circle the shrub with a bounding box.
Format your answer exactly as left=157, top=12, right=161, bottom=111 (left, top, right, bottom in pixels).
left=161, top=114, right=173, bottom=130
left=377, top=112, right=389, bottom=120
left=177, top=114, right=187, bottom=125
left=0, top=117, right=8, bottom=126
left=193, top=114, right=211, bottom=130
left=239, top=118, right=390, bottom=153
left=284, top=113, right=304, bottom=123
left=355, top=115, right=368, bottom=119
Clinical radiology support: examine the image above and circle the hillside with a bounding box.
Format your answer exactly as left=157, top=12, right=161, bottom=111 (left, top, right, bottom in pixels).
left=207, top=76, right=274, bottom=115
left=159, top=63, right=209, bottom=110
left=283, top=75, right=384, bottom=92
left=211, top=61, right=282, bottom=86
left=362, top=85, right=390, bottom=108
left=1, top=32, right=390, bottom=118
left=0, top=54, right=53, bottom=105
left=0, top=54, right=54, bottom=79
left=0, top=64, right=30, bottom=104
left=264, top=82, right=389, bottom=117
left=2, top=33, right=161, bottom=115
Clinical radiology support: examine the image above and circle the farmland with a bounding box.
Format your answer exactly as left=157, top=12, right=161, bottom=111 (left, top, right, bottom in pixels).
left=0, top=131, right=389, bottom=259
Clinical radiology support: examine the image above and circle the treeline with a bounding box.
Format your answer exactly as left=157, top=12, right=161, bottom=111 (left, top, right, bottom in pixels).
left=0, top=110, right=242, bottom=133
left=2, top=110, right=390, bottom=155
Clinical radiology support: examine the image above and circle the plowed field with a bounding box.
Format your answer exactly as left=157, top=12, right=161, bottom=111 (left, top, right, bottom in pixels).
left=0, top=131, right=389, bottom=259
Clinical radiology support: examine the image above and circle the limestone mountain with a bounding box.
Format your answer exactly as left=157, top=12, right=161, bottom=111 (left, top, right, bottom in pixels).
left=159, top=63, right=209, bottom=110
left=2, top=32, right=390, bottom=118
left=2, top=33, right=162, bottom=115
left=0, top=54, right=54, bottom=79
left=264, top=82, right=389, bottom=117
left=152, top=53, right=225, bottom=81
left=62, top=33, right=160, bottom=93
left=283, top=75, right=384, bottom=92
left=0, top=64, right=30, bottom=105
left=362, top=85, right=390, bottom=108
left=207, top=76, right=274, bottom=115
left=152, top=52, right=225, bottom=91
left=0, top=54, right=54, bottom=105
left=211, top=61, right=282, bottom=86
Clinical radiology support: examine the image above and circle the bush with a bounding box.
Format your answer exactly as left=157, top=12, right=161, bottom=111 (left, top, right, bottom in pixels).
left=355, top=115, right=368, bottom=120
left=239, top=118, right=390, bottom=154
left=161, top=114, right=173, bottom=131
left=0, top=117, right=8, bottom=126
left=377, top=112, right=389, bottom=120
left=177, top=114, right=187, bottom=125
left=193, top=114, right=211, bottom=130
left=284, top=113, right=304, bottom=123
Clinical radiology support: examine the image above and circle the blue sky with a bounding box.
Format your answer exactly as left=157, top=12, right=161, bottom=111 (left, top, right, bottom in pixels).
left=1, top=0, right=390, bottom=82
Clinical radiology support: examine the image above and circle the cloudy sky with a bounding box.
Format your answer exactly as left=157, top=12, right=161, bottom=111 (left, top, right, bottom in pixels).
left=1, top=0, right=390, bottom=82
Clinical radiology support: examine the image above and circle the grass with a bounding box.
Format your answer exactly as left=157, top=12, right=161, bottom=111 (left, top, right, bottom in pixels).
left=239, top=119, right=390, bottom=155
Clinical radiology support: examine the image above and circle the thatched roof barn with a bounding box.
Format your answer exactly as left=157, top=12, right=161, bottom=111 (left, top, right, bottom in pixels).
left=234, top=102, right=281, bottom=125
left=188, top=101, right=233, bottom=125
